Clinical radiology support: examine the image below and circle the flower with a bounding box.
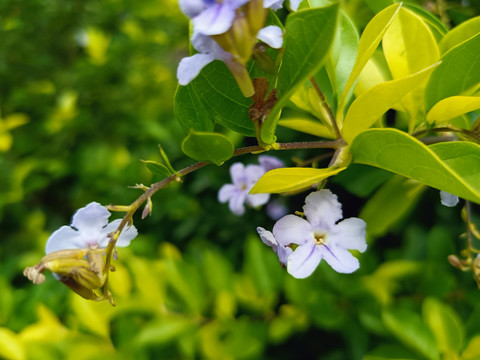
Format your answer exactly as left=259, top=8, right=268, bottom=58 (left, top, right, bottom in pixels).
left=440, top=191, right=459, bottom=207
left=45, top=202, right=138, bottom=254
left=259, top=189, right=367, bottom=278
left=218, top=155, right=284, bottom=215
left=218, top=162, right=269, bottom=215
left=257, top=226, right=292, bottom=265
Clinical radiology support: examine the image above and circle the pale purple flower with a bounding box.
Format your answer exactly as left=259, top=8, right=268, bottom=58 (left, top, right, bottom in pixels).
left=258, top=155, right=284, bottom=172
left=440, top=191, right=459, bottom=207
left=45, top=202, right=138, bottom=254
left=218, top=162, right=269, bottom=215
left=257, top=226, right=292, bottom=265
left=262, top=190, right=367, bottom=278
left=266, top=200, right=288, bottom=220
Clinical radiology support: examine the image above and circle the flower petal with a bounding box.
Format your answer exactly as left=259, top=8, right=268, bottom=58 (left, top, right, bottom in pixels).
left=177, top=53, right=215, bottom=85
left=100, top=219, right=138, bottom=248
left=266, top=200, right=288, bottom=220
left=329, top=218, right=367, bottom=252
left=229, top=191, right=247, bottom=215
left=277, top=244, right=293, bottom=266
left=319, top=245, right=360, bottom=273
left=258, top=155, right=284, bottom=172
left=193, top=2, right=236, bottom=36
left=45, top=226, right=84, bottom=254
left=244, top=164, right=265, bottom=183
left=230, top=162, right=247, bottom=185
left=290, top=0, right=302, bottom=11
left=303, top=189, right=342, bottom=228
left=263, top=0, right=284, bottom=10
left=71, top=202, right=111, bottom=231
left=440, top=191, right=459, bottom=207
left=218, top=184, right=239, bottom=203
left=256, top=25, right=283, bottom=49
left=246, top=192, right=270, bottom=207
left=287, top=242, right=321, bottom=278
left=179, top=0, right=206, bottom=18
left=273, top=214, right=312, bottom=246
left=257, top=227, right=277, bottom=247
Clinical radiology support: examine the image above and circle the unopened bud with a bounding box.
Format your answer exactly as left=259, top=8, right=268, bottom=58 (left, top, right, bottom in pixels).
left=448, top=254, right=465, bottom=269
left=252, top=44, right=276, bottom=74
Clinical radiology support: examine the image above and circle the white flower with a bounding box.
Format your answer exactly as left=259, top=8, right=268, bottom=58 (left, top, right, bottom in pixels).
left=440, top=191, right=459, bottom=207
left=257, top=226, right=292, bottom=265
left=260, top=189, right=367, bottom=278
left=218, top=162, right=269, bottom=215
left=45, top=202, right=137, bottom=254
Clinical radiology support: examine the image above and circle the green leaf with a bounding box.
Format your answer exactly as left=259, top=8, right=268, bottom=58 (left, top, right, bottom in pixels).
left=278, top=118, right=335, bottom=138
left=462, top=335, right=480, bottom=359
left=134, top=317, right=197, bottom=346
left=382, top=307, right=440, bottom=360
left=403, top=3, right=448, bottom=41
left=181, top=131, right=234, bottom=165
left=360, top=175, right=426, bottom=238
left=250, top=166, right=346, bottom=194
left=338, top=4, right=401, bottom=118
left=350, top=128, right=480, bottom=203
left=174, top=84, right=214, bottom=133
left=342, top=63, right=440, bottom=143
left=365, top=0, right=394, bottom=13
left=140, top=160, right=172, bottom=179
left=425, top=32, right=480, bottom=110
left=260, top=4, right=339, bottom=145
left=186, top=62, right=254, bottom=136
left=422, top=297, right=465, bottom=353
left=426, top=96, right=480, bottom=124
left=439, top=16, right=480, bottom=54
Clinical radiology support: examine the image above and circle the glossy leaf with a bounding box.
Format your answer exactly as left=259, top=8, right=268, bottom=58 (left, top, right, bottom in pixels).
left=351, top=128, right=480, bottom=203
left=250, top=166, right=346, bottom=194
left=140, top=160, right=172, bottom=179
left=365, top=0, right=394, bottom=13
left=342, top=63, right=439, bottom=143
left=426, top=96, right=480, bottom=124
left=261, top=4, right=339, bottom=144
left=174, top=84, right=214, bottom=133
left=338, top=4, right=401, bottom=117
left=422, top=297, right=465, bottom=353
left=439, top=16, right=480, bottom=53
left=382, top=307, right=439, bottom=360
left=181, top=131, right=234, bottom=165
left=278, top=118, right=335, bottom=138
left=425, top=32, right=480, bottom=110
left=403, top=2, right=448, bottom=41
left=360, top=175, right=426, bottom=238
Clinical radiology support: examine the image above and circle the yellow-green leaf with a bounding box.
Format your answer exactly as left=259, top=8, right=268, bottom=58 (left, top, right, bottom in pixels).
left=383, top=8, right=440, bottom=79
left=278, top=118, right=335, bottom=138
left=338, top=4, right=401, bottom=117
left=250, top=167, right=346, bottom=194
left=462, top=335, right=480, bottom=359
left=426, top=96, right=480, bottom=124
left=439, top=16, right=480, bottom=54
left=0, top=327, right=25, bottom=360
left=342, top=62, right=439, bottom=143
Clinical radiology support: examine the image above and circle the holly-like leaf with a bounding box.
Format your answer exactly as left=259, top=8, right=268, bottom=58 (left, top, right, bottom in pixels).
left=350, top=128, right=480, bottom=203
left=260, top=4, right=339, bottom=145
left=181, top=131, right=234, bottom=165
left=250, top=166, right=346, bottom=194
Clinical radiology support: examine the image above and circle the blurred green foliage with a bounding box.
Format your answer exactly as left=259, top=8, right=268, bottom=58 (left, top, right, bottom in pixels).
left=1, top=0, right=480, bottom=359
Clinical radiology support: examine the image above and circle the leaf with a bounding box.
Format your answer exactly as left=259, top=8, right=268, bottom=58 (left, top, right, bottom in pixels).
left=360, top=175, right=426, bottom=238
left=260, top=4, right=339, bottom=145
left=426, top=96, right=480, bottom=124
left=425, top=32, right=480, bottom=110
left=250, top=166, right=346, bottom=194
left=350, top=128, right=480, bottom=203
left=342, top=63, right=439, bottom=143
left=0, top=327, right=25, bottom=360
left=278, top=118, right=335, bottom=138
left=181, top=131, right=234, bottom=165
left=382, top=307, right=440, bottom=360
left=365, top=0, right=394, bottom=13
left=422, top=297, right=465, bottom=353
left=383, top=8, right=439, bottom=80
left=403, top=3, right=448, bottom=41
left=184, top=61, right=254, bottom=136
left=462, top=335, right=480, bottom=359
left=338, top=4, right=402, bottom=117
left=140, top=160, right=172, bottom=178
left=174, top=84, right=214, bottom=132
left=134, top=317, right=197, bottom=346
left=439, top=16, right=480, bottom=53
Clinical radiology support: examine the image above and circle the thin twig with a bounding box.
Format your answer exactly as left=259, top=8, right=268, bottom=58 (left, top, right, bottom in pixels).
left=310, top=77, right=342, bottom=140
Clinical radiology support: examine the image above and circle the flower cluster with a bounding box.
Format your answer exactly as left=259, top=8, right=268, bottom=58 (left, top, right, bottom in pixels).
left=257, top=189, right=367, bottom=278
left=218, top=155, right=283, bottom=215
left=177, top=0, right=300, bottom=96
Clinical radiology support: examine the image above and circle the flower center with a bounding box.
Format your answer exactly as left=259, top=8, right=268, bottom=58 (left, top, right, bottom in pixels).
left=313, top=232, right=327, bottom=245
